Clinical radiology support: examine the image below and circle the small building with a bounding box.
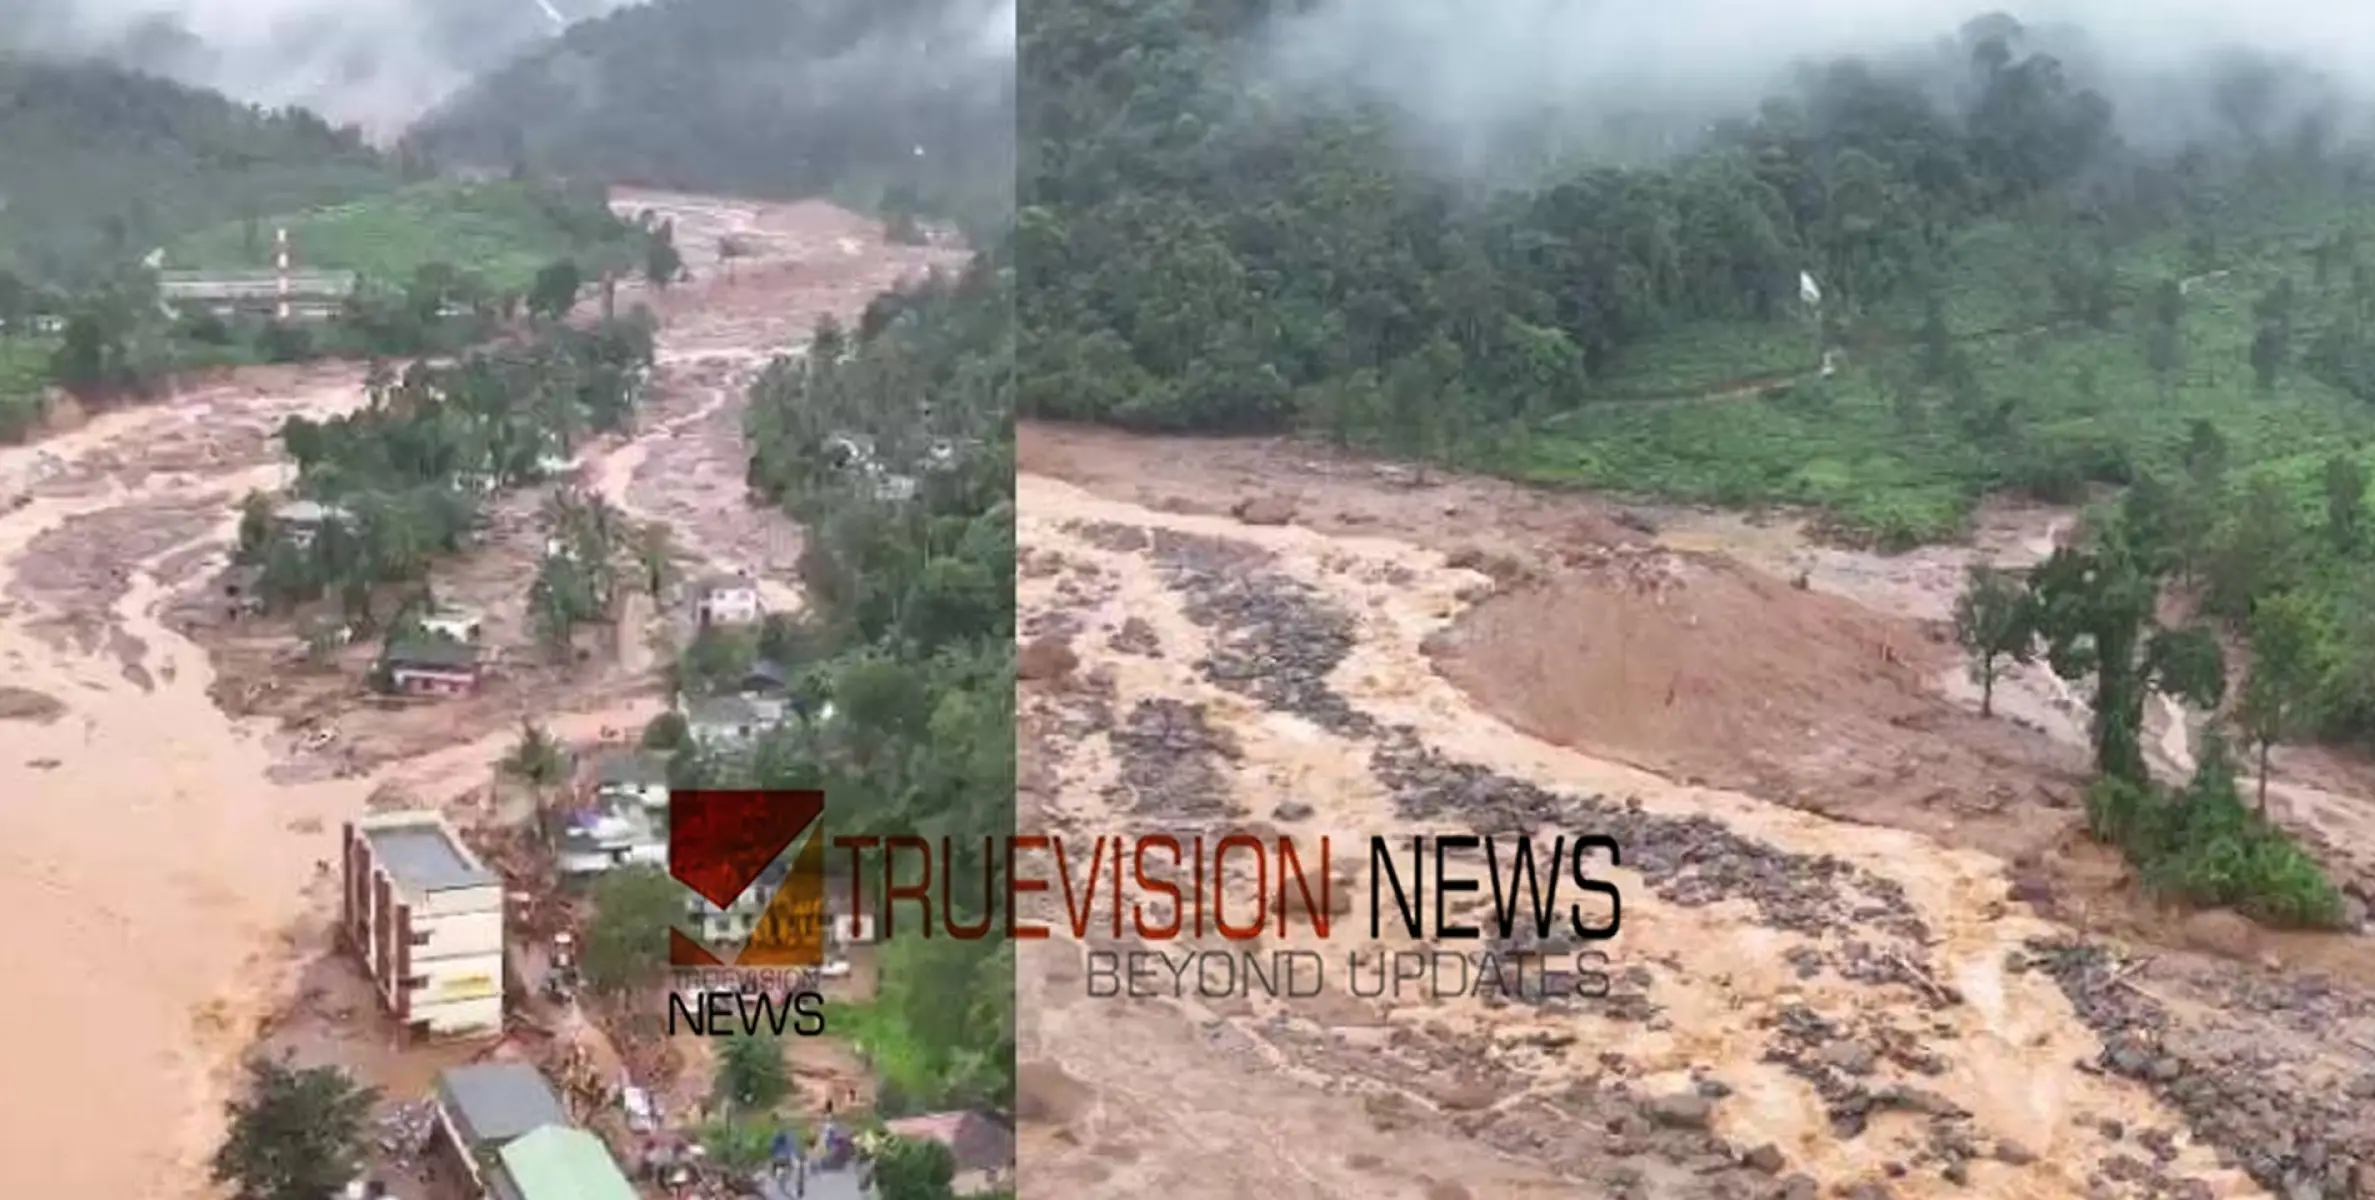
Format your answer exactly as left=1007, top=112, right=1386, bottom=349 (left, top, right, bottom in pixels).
left=740, top=657, right=792, bottom=697
left=342, top=812, right=505, bottom=1037
left=685, top=694, right=766, bottom=747
left=880, top=1111, right=1015, bottom=1195
left=553, top=794, right=664, bottom=878
left=418, top=605, right=483, bottom=644
left=491, top=1124, right=638, bottom=1200
left=273, top=499, right=353, bottom=548
left=385, top=638, right=482, bottom=697
left=694, top=573, right=764, bottom=626
left=591, top=750, right=670, bottom=811
left=430, top=1063, right=568, bottom=1192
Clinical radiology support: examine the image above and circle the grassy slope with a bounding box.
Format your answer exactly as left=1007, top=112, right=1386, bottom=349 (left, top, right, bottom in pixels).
left=167, top=180, right=616, bottom=294
left=1519, top=184, right=2375, bottom=543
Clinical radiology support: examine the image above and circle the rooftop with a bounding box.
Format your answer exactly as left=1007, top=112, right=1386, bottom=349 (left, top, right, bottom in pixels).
left=881, top=1111, right=1016, bottom=1174
left=492, top=1124, right=637, bottom=1200
left=592, top=750, right=669, bottom=787
left=360, top=815, right=496, bottom=894
left=687, top=695, right=764, bottom=728
left=274, top=499, right=351, bottom=524
left=697, top=572, right=759, bottom=595
left=385, top=638, right=481, bottom=669
left=435, top=1063, right=568, bottom=1149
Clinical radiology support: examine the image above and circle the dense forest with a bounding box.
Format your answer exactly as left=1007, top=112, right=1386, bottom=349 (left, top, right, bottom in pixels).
left=1019, top=1, right=2375, bottom=922
left=409, top=0, right=1015, bottom=236
left=0, top=55, right=400, bottom=280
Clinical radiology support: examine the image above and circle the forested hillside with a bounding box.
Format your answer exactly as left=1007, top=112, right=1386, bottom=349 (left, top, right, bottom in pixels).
left=410, top=0, right=1014, bottom=233
left=1019, top=1, right=2375, bottom=916
left=1018, top=3, right=2375, bottom=528
left=0, top=55, right=399, bottom=279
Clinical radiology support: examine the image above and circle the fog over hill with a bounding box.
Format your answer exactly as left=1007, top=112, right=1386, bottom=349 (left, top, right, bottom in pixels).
left=0, top=0, right=636, bottom=133
left=1257, top=0, right=2375, bottom=174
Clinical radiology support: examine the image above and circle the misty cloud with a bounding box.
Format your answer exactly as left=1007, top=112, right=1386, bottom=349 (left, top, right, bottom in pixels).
left=1, top=0, right=639, bottom=134
left=1254, top=0, right=2375, bottom=173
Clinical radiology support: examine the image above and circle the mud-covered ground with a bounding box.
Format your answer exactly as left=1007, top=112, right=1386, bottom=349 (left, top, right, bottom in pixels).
left=0, top=195, right=952, bottom=1198
left=1017, top=429, right=2375, bottom=1199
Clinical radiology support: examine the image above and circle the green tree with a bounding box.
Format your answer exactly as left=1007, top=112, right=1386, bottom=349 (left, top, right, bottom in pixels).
left=528, top=258, right=583, bottom=321
left=635, top=520, right=678, bottom=603
left=581, top=865, right=679, bottom=994
left=713, top=1029, right=790, bottom=1112
left=503, top=720, right=569, bottom=788
left=2028, top=533, right=2226, bottom=783
left=2237, top=591, right=2322, bottom=813
left=2324, top=454, right=2369, bottom=554
left=210, top=1056, right=378, bottom=1200
left=2199, top=475, right=2306, bottom=619
left=644, top=219, right=684, bottom=289
left=874, top=1134, right=959, bottom=1200
left=1953, top=565, right=2035, bottom=717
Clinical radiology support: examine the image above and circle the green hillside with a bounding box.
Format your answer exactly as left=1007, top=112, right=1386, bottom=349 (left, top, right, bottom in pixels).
left=409, top=0, right=1014, bottom=235
left=168, top=178, right=647, bottom=294
left=0, top=55, right=400, bottom=281
left=1020, top=0, right=2375, bottom=928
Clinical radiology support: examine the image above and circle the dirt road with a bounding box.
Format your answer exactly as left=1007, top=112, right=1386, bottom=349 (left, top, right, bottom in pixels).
left=1017, top=423, right=2375, bottom=1199
left=0, top=194, right=952, bottom=1197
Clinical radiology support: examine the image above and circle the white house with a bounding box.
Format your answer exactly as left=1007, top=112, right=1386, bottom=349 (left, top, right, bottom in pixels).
left=685, top=695, right=767, bottom=748
left=693, top=573, right=763, bottom=627
left=591, top=750, right=670, bottom=812
left=274, top=499, right=354, bottom=548
left=554, top=796, right=665, bottom=877
left=341, top=812, right=505, bottom=1038
left=417, top=604, right=482, bottom=644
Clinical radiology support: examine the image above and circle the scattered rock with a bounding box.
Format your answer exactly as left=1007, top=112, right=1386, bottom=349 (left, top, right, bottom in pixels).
left=1017, top=636, right=1080, bottom=682
left=0, top=686, right=64, bottom=723
left=1644, top=1092, right=1714, bottom=1130
left=1231, top=494, right=1298, bottom=526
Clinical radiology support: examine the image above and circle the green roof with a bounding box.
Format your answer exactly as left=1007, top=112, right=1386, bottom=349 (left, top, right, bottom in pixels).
left=495, top=1126, right=637, bottom=1200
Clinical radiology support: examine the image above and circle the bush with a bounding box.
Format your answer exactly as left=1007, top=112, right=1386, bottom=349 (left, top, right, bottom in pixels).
left=2084, top=740, right=2344, bottom=928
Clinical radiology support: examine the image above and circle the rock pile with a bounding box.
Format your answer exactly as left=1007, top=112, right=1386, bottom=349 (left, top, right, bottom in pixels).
left=1105, top=698, right=1243, bottom=819
left=2020, top=940, right=2375, bottom=1199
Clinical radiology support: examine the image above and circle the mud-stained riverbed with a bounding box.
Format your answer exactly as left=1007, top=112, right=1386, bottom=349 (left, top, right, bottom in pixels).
left=0, top=197, right=956, bottom=1197
left=1017, top=432, right=2375, bottom=1199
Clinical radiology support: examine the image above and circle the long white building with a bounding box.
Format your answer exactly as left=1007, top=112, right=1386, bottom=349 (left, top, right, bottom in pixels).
left=341, top=811, right=506, bottom=1038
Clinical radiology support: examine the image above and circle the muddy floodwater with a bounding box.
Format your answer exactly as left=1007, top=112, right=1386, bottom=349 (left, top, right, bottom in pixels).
left=0, top=194, right=956, bottom=1197
left=1015, top=425, right=2375, bottom=1199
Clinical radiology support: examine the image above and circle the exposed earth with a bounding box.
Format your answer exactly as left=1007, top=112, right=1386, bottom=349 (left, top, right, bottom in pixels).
left=0, top=192, right=958, bottom=1197
left=1015, top=422, right=2375, bottom=1199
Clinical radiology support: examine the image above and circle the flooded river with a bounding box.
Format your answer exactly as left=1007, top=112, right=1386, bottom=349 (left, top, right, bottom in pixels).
left=0, top=193, right=954, bottom=1197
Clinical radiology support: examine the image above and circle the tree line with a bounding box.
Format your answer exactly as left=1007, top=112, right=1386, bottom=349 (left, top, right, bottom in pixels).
left=232, top=306, right=657, bottom=660
left=1014, top=1, right=2363, bottom=448
left=1954, top=464, right=2348, bottom=927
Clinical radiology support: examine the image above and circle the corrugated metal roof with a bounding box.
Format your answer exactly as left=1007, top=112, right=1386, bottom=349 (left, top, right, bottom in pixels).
left=495, top=1126, right=638, bottom=1200
left=436, top=1065, right=566, bottom=1148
